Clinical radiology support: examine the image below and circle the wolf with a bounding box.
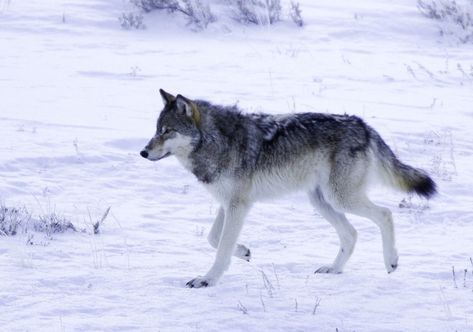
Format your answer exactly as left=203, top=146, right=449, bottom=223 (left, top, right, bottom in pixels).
left=140, top=89, right=437, bottom=288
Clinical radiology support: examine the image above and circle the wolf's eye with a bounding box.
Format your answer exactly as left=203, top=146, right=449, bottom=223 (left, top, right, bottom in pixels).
left=161, top=127, right=174, bottom=136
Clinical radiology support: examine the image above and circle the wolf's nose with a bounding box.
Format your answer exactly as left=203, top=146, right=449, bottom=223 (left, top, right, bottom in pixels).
left=140, top=150, right=149, bottom=158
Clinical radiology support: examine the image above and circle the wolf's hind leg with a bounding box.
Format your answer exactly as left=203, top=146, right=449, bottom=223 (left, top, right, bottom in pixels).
left=208, top=207, right=251, bottom=262
left=340, top=196, right=399, bottom=273
left=309, top=188, right=357, bottom=274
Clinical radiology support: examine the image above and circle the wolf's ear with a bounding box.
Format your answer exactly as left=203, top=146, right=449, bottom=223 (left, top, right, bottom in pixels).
left=176, top=94, right=201, bottom=128
left=159, top=89, right=175, bottom=105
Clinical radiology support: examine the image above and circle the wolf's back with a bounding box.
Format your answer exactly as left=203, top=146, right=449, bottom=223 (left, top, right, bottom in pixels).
left=369, top=129, right=437, bottom=199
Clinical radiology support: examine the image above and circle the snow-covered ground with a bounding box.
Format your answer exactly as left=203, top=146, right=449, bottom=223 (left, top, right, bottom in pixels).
left=1, top=0, right=472, bottom=331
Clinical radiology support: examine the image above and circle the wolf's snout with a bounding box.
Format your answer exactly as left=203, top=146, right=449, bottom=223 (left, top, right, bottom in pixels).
left=140, top=150, right=149, bottom=158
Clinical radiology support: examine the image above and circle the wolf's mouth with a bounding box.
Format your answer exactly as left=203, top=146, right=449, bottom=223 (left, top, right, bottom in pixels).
left=156, top=152, right=171, bottom=161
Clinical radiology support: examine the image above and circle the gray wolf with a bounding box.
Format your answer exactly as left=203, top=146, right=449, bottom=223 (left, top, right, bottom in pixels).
left=140, top=89, right=437, bottom=288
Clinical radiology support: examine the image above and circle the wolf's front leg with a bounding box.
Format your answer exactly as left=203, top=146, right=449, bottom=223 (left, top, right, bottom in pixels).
left=187, top=201, right=250, bottom=288
left=207, top=207, right=251, bottom=262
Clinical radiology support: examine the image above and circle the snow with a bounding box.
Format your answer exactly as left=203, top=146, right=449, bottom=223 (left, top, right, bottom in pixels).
left=1, top=0, right=472, bottom=331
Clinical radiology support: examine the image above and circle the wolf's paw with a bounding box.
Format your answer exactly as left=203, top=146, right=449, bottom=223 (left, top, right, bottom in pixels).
left=386, top=250, right=399, bottom=274
left=242, top=248, right=251, bottom=262
left=386, top=258, right=399, bottom=274
left=235, top=245, right=251, bottom=262
left=315, top=265, right=343, bottom=274
left=186, top=276, right=216, bottom=288
left=387, top=263, right=398, bottom=274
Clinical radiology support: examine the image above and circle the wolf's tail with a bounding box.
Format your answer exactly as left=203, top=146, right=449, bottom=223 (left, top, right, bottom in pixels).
left=369, top=129, right=437, bottom=199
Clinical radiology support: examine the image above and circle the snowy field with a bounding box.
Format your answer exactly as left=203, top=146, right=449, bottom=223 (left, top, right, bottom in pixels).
left=1, top=0, right=473, bottom=331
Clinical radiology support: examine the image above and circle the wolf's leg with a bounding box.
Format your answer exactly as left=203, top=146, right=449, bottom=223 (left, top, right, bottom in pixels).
left=187, top=200, right=250, bottom=288
left=342, top=196, right=399, bottom=273
left=327, top=151, right=398, bottom=273
left=309, top=188, right=357, bottom=274
left=208, top=207, right=251, bottom=262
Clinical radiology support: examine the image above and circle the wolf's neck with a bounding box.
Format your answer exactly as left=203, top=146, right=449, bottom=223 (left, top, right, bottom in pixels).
left=174, top=153, right=194, bottom=173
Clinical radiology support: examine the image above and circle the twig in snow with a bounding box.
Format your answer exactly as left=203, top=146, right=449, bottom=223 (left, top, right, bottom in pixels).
left=289, top=1, right=303, bottom=27
left=260, top=293, right=266, bottom=312
left=261, top=270, right=274, bottom=297
left=452, top=266, right=458, bottom=288
left=470, top=257, right=473, bottom=292
left=231, top=0, right=282, bottom=26
left=0, top=205, right=30, bottom=236
left=93, top=207, right=111, bottom=235
left=405, top=64, right=418, bottom=80
left=312, top=296, right=321, bottom=315
left=132, top=0, right=215, bottom=30
left=414, top=61, right=437, bottom=81
left=463, top=269, right=468, bottom=288
left=237, top=301, right=248, bottom=315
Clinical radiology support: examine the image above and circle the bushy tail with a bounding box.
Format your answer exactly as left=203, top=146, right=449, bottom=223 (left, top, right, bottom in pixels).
left=370, top=130, right=437, bottom=199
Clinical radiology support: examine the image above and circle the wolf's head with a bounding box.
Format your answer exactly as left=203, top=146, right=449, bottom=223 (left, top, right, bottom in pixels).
left=140, top=89, right=201, bottom=162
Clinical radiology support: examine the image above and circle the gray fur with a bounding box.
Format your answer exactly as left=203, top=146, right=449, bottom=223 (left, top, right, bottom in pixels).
left=140, top=90, right=437, bottom=288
